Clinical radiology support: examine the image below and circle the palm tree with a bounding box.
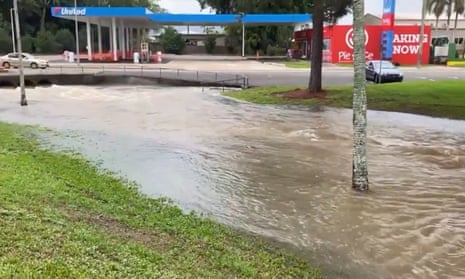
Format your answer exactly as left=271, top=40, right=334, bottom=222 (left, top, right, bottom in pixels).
left=453, top=0, right=464, bottom=30
left=427, top=0, right=448, bottom=28
left=351, top=0, right=368, bottom=191
left=427, top=0, right=464, bottom=29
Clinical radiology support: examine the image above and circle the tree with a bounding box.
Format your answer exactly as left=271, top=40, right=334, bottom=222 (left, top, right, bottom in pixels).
left=39, top=0, right=51, bottom=31
left=205, top=35, right=216, bottom=54
left=0, top=27, right=13, bottom=53
left=352, top=0, right=368, bottom=191
left=160, top=27, right=185, bottom=54
left=35, top=30, right=60, bottom=53
left=308, top=0, right=353, bottom=93
left=308, top=1, right=324, bottom=93
left=21, top=34, right=35, bottom=52
left=427, top=0, right=450, bottom=28
left=452, top=0, right=464, bottom=30
left=55, top=28, right=75, bottom=51
left=427, top=0, right=464, bottom=41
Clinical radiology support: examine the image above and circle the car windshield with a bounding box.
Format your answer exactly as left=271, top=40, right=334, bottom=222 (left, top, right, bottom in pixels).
left=373, top=61, right=396, bottom=69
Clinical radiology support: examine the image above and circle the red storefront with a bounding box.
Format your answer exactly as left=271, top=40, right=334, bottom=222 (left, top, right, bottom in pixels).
left=293, top=24, right=432, bottom=65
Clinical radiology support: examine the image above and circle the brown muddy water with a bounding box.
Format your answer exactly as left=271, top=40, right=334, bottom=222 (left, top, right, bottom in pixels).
left=1, top=85, right=464, bottom=279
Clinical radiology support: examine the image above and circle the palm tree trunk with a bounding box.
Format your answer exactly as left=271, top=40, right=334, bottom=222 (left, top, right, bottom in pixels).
left=41, top=7, right=46, bottom=31
left=308, top=1, right=324, bottom=93
left=455, top=11, right=458, bottom=29
left=352, top=0, right=369, bottom=191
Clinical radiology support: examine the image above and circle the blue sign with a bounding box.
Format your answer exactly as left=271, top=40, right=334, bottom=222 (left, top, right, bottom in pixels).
left=50, top=6, right=312, bottom=26
left=51, top=7, right=149, bottom=17
left=381, top=30, right=394, bottom=60
left=53, top=7, right=87, bottom=16
left=383, top=0, right=396, bottom=14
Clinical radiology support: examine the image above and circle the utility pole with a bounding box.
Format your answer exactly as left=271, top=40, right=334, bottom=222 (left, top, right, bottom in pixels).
left=13, top=0, right=27, bottom=106
left=74, top=0, right=80, bottom=65
left=10, top=8, right=16, bottom=53
left=240, top=13, right=245, bottom=57
left=417, top=0, right=426, bottom=68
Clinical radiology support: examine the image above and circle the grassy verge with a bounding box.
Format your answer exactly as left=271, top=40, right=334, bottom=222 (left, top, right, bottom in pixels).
left=224, top=80, right=465, bottom=120
left=0, top=122, right=322, bottom=278
left=334, top=63, right=354, bottom=67
left=284, top=60, right=311, bottom=68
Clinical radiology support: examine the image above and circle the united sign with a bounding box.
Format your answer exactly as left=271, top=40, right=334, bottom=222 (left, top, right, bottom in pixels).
left=52, top=7, right=87, bottom=16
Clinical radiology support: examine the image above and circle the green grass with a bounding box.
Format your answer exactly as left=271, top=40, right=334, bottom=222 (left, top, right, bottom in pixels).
left=334, top=63, right=354, bottom=67
left=224, top=80, right=465, bottom=120
left=283, top=60, right=311, bottom=68
left=0, top=122, right=322, bottom=278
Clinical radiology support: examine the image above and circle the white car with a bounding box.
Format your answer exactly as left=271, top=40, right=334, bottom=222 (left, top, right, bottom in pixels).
left=0, top=53, right=49, bottom=69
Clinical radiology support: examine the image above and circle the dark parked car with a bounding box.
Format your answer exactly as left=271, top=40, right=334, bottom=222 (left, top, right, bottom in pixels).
left=365, top=60, right=403, bottom=83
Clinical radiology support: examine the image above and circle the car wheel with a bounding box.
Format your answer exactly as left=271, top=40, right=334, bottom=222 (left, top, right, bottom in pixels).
left=2, top=62, right=10, bottom=69
left=31, top=62, right=38, bottom=69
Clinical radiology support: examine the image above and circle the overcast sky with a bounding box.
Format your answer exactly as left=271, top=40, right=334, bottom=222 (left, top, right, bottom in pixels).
left=158, top=0, right=424, bottom=17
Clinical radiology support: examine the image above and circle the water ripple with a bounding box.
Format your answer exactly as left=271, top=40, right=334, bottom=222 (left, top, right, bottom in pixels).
left=1, top=85, right=465, bottom=279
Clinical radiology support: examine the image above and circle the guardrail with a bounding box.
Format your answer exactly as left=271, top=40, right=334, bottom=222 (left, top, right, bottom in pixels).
left=30, top=63, right=250, bottom=90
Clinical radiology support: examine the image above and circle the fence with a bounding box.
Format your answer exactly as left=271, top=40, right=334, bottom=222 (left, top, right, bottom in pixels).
left=33, top=64, right=250, bottom=90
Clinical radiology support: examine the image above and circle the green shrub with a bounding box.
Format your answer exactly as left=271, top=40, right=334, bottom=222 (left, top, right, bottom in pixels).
left=21, top=34, right=35, bottom=53
left=35, top=30, right=61, bottom=53
left=160, top=27, right=185, bottom=54
left=247, top=33, right=262, bottom=53
left=0, top=27, right=12, bottom=53
left=55, top=28, right=75, bottom=52
left=205, top=36, right=216, bottom=54
left=266, top=45, right=286, bottom=56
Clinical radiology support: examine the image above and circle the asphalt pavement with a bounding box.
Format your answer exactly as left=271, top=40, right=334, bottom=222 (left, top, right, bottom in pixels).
left=230, top=65, right=465, bottom=87
left=4, top=56, right=465, bottom=87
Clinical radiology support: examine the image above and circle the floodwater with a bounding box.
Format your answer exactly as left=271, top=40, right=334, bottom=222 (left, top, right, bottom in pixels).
left=1, top=85, right=464, bottom=279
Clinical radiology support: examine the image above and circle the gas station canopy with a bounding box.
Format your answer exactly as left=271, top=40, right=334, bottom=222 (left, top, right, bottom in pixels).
left=50, top=6, right=312, bottom=62
left=51, top=6, right=312, bottom=27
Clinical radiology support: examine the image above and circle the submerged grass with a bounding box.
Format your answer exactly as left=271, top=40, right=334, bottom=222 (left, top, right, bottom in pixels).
left=224, top=80, right=465, bottom=120
left=0, top=122, right=322, bottom=278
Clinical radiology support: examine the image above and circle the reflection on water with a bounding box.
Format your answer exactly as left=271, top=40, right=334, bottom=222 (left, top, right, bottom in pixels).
left=1, top=85, right=465, bottom=279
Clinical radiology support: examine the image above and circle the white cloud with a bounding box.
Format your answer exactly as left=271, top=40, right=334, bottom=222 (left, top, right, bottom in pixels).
left=159, top=0, right=210, bottom=14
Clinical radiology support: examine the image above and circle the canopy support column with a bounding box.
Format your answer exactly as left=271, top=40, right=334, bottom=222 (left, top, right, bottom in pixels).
left=119, top=21, right=126, bottom=60
left=242, top=23, right=245, bottom=57
left=97, top=21, right=102, bottom=56
left=86, top=19, right=92, bottom=61
left=112, top=17, right=117, bottom=61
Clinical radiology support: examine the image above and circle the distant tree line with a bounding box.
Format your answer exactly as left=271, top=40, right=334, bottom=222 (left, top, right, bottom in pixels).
left=197, top=0, right=310, bottom=56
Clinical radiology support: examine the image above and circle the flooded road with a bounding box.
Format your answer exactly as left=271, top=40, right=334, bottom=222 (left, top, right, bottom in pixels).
left=1, top=85, right=465, bottom=279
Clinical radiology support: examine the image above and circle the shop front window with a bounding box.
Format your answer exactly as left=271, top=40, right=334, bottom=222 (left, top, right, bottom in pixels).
left=323, top=38, right=331, bottom=50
